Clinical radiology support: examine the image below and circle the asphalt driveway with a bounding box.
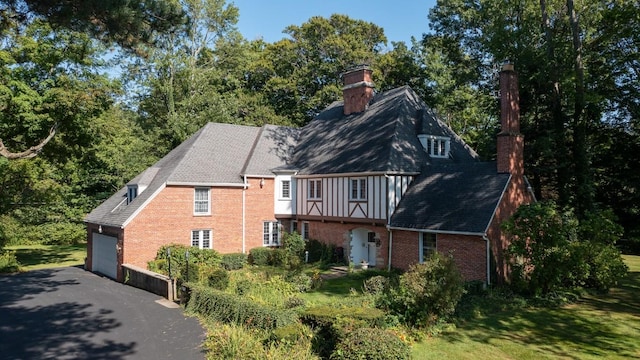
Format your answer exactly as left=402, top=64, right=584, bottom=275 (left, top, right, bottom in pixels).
left=0, top=266, right=205, bottom=360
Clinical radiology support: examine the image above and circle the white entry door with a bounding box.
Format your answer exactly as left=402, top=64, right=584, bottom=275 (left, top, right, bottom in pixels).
left=92, top=233, right=118, bottom=279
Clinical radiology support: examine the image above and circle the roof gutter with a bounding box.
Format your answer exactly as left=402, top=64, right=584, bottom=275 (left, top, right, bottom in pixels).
left=386, top=225, right=486, bottom=237
left=166, top=181, right=246, bottom=187
left=295, top=171, right=420, bottom=179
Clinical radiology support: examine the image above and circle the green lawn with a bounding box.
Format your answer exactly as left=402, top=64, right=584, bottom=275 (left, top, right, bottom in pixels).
left=6, top=244, right=87, bottom=271
left=412, top=255, right=640, bottom=359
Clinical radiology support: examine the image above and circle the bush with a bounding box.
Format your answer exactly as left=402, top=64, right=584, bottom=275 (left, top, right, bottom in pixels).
left=153, top=244, right=221, bottom=281
left=286, top=272, right=313, bottom=292
left=221, top=252, right=248, bottom=270
left=301, top=306, right=386, bottom=359
left=362, top=275, right=389, bottom=295
left=305, top=239, right=337, bottom=264
left=504, top=203, right=628, bottom=294
left=284, top=296, right=306, bottom=309
left=377, top=253, right=464, bottom=327
left=206, top=267, right=230, bottom=290
left=330, top=328, right=410, bottom=360
left=187, top=284, right=298, bottom=330
left=0, top=250, right=20, bottom=273
left=249, top=247, right=272, bottom=266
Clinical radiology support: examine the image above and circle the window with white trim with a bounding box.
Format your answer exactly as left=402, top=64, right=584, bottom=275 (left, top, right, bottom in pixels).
left=350, top=178, right=367, bottom=201
left=281, top=180, right=291, bottom=199
left=191, top=230, right=212, bottom=249
left=308, top=179, right=322, bottom=200
left=302, top=222, right=309, bottom=240
left=194, top=188, right=210, bottom=215
left=419, top=135, right=451, bottom=158
left=263, top=221, right=280, bottom=246
left=419, top=233, right=437, bottom=262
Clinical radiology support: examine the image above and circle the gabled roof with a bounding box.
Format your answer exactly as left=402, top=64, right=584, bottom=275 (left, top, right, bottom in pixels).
left=85, top=123, right=297, bottom=227
left=389, top=162, right=510, bottom=234
left=290, top=86, right=478, bottom=175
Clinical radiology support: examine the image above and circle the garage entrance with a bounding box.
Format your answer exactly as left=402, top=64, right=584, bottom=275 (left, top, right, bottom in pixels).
left=92, top=233, right=118, bottom=279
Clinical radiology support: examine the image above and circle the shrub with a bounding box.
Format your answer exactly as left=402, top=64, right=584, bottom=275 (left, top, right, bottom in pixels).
left=206, top=267, right=230, bottom=290
left=362, top=275, right=389, bottom=295
left=187, top=284, right=298, bottom=330
left=378, top=253, right=464, bottom=327
left=249, top=247, right=272, bottom=266
left=282, top=232, right=306, bottom=258
left=153, top=244, right=221, bottom=281
left=330, top=328, right=410, bottom=360
left=504, top=203, right=628, bottom=294
left=284, top=296, right=306, bottom=309
left=270, top=248, right=288, bottom=267
left=221, top=252, right=248, bottom=270
left=286, top=272, right=313, bottom=292
left=0, top=250, right=20, bottom=273
left=235, top=279, right=252, bottom=295
left=301, top=305, right=386, bottom=358
left=305, top=239, right=337, bottom=264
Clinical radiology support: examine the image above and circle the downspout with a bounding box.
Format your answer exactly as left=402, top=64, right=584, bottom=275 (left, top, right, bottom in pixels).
left=387, top=229, right=393, bottom=272
left=483, top=235, right=491, bottom=287
left=242, top=175, right=248, bottom=254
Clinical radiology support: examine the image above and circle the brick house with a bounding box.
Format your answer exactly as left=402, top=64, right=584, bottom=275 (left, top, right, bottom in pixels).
left=85, top=64, right=533, bottom=285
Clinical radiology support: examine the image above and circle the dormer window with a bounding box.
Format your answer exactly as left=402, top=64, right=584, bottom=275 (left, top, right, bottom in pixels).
left=418, top=135, right=450, bottom=158
left=127, top=185, right=138, bottom=204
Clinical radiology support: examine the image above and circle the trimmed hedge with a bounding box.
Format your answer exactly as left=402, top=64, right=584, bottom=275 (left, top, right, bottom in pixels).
left=331, top=328, right=410, bottom=360
left=187, top=285, right=297, bottom=330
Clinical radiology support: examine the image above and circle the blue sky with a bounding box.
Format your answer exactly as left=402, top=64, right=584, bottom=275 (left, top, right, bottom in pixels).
left=232, top=0, right=438, bottom=47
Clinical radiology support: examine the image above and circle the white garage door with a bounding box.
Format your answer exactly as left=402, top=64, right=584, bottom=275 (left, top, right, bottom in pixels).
left=92, top=233, right=118, bottom=279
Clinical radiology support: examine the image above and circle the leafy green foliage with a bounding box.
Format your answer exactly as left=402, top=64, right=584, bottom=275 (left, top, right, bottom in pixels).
left=362, top=275, right=389, bottom=295
left=330, top=327, right=410, bottom=360
left=220, top=252, right=248, bottom=270
left=151, top=244, right=221, bottom=281
left=377, top=253, right=464, bottom=327
left=187, top=284, right=297, bottom=330
left=305, top=238, right=338, bottom=264
left=249, top=247, right=272, bottom=266
left=0, top=250, right=20, bottom=273
left=205, top=267, right=230, bottom=290
left=504, top=202, right=628, bottom=295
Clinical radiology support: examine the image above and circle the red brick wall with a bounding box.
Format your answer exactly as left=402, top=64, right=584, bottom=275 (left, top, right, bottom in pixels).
left=123, top=179, right=276, bottom=269
left=390, top=231, right=487, bottom=282
left=438, top=234, right=486, bottom=282
left=487, top=175, right=535, bottom=284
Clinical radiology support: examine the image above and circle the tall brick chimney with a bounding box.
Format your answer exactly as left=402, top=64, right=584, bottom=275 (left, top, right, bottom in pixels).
left=497, top=63, right=524, bottom=175
left=342, top=65, right=374, bottom=115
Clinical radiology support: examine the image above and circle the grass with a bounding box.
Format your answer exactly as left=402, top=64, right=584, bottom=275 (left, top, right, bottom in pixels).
left=412, top=255, right=640, bottom=359
left=5, top=243, right=87, bottom=271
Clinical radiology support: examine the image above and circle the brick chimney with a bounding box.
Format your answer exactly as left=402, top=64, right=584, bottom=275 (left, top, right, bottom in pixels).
left=342, top=65, right=374, bottom=115
left=497, top=63, right=524, bottom=175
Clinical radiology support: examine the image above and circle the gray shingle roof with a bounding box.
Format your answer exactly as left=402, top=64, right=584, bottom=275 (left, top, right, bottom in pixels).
left=85, top=123, right=296, bottom=227
left=290, top=86, right=478, bottom=175
left=389, top=162, right=510, bottom=234
left=243, top=125, right=299, bottom=176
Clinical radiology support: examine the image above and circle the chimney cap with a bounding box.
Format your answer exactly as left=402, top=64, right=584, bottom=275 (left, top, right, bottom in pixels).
left=501, top=62, right=514, bottom=71
left=341, top=64, right=372, bottom=76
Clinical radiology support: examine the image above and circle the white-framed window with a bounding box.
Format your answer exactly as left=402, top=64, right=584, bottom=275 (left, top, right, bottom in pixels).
left=302, top=222, right=309, bottom=240
left=281, top=180, right=291, bottom=199
left=308, top=179, right=322, bottom=200
left=191, top=230, right=212, bottom=249
left=419, top=233, right=437, bottom=262
left=291, top=220, right=298, bottom=234
left=127, top=185, right=138, bottom=204
left=194, top=188, right=210, bottom=215
left=350, top=178, right=367, bottom=201
left=418, top=135, right=451, bottom=158
left=263, top=221, right=280, bottom=246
